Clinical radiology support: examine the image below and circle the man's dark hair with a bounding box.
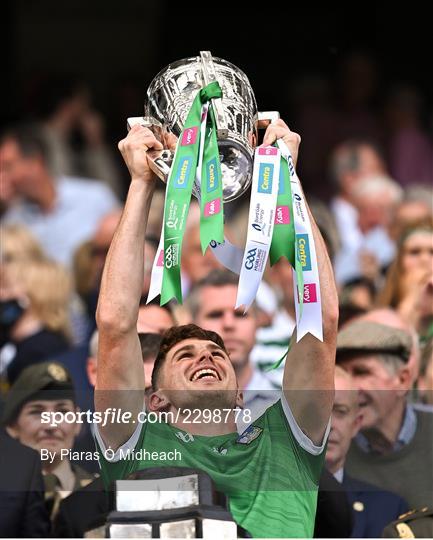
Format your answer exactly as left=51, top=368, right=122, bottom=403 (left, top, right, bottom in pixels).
left=1, top=123, right=50, bottom=164
left=151, top=324, right=227, bottom=390
left=186, top=269, right=239, bottom=318
left=138, top=332, right=163, bottom=362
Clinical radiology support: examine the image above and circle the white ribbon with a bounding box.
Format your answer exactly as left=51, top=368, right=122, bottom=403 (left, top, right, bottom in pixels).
left=235, top=146, right=280, bottom=310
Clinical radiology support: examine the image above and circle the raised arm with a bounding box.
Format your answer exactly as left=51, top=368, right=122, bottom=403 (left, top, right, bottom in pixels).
left=263, top=120, right=339, bottom=446
left=95, top=125, right=163, bottom=449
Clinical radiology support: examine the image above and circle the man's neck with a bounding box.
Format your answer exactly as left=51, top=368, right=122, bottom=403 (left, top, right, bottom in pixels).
left=31, top=174, right=56, bottom=213
left=326, top=458, right=345, bottom=476
left=362, top=401, right=407, bottom=454
left=236, top=362, right=253, bottom=392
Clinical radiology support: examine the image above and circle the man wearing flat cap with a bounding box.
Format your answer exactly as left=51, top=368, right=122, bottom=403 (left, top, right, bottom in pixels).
left=336, top=320, right=433, bottom=510
left=2, top=361, right=96, bottom=521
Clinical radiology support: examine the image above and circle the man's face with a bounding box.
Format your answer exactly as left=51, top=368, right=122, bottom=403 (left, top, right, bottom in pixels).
left=194, top=285, right=257, bottom=372
left=137, top=305, right=174, bottom=334
left=326, top=375, right=361, bottom=473
left=0, top=139, right=40, bottom=199
left=339, top=355, right=408, bottom=430
left=153, top=338, right=239, bottom=411
left=8, top=399, right=80, bottom=457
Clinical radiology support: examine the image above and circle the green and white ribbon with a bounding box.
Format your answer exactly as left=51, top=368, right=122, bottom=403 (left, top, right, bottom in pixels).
left=147, top=82, right=224, bottom=304
left=277, top=139, right=323, bottom=342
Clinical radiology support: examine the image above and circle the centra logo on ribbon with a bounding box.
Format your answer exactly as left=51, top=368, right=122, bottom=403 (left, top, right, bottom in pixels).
left=206, top=158, right=219, bottom=193
left=173, top=157, right=192, bottom=189
left=296, top=233, right=312, bottom=270
left=303, top=283, right=317, bottom=303
left=204, top=198, right=221, bottom=217
left=258, top=163, right=274, bottom=194
left=181, top=126, right=198, bottom=146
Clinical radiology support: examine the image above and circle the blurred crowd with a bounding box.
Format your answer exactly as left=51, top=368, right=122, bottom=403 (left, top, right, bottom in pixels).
left=0, top=58, right=432, bottom=538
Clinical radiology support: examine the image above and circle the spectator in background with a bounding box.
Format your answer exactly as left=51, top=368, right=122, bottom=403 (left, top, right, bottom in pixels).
left=329, top=140, right=386, bottom=267
left=334, top=174, right=402, bottom=284
left=337, top=319, right=433, bottom=509
left=137, top=298, right=176, bottom=335
left=418, top=338, right=433, bottom=408
left=325, top=366, right=408, bottom=538
left=33, top=76, right=123, bottom=198
left=2, top=362, right=96, bottom=521
left=0, top=258, right=72, bottom=385
left=73, top=209, right=158, bottom=327
left=388, top=184, right=433, bottom=242
left=357, top=308, right=420, bottom=389
left=0, top=124, right=119, bottom=266
left=0, top=224, right=46, bottom=265
left=186, top=269, right=277, bottom=422
left=378, top=222, right=433, bottom=341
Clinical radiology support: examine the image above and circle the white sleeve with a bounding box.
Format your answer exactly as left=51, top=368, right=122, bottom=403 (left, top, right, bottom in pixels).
left=281, top=393, right=330, bottom=456
left=94, top=416, right=145, bottom=463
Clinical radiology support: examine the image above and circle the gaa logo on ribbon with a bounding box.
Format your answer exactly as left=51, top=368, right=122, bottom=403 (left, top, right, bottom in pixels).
left=258, top=164, right=274, bottom=194
left=244, top=248, right=257, bottom=270
left=181, top=126, right=198, bottom=146
left=296, top=234, right=312, bottom=271
left=173, top=157, right=192, bottom=189
left=165, top=244, right=179, bottom=269
left=210, top=239, right=223, bottom=248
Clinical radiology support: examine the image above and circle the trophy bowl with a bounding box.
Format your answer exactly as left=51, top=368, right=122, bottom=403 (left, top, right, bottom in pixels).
left=128, top=51, right=261, bottom=202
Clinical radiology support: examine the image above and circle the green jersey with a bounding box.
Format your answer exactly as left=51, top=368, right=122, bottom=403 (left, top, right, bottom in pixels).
left=96, top=399, right=327, bottom=538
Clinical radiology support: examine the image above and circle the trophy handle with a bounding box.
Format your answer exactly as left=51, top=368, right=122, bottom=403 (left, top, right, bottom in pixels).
left=126, top=116, right=174, bottom=182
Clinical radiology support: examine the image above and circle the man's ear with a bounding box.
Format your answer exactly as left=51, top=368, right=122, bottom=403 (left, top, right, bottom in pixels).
left=148, top=390, right=170, bottom=412
left=5, top=424, right=19, bottom=440
left=235, top=390, right=244, bottom=409
left=397, top=365, right=412, bottom=395
left=86, top=357, right=98, bottom=387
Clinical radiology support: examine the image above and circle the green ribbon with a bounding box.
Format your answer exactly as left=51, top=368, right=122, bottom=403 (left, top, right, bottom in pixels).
left=161, top=81, right=223, bottom=304
left=199, top=106, right=224, bottom=253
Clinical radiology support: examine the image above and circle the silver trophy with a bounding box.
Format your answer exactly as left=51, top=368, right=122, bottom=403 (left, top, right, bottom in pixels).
left=128, top=51, right=279, bottom=202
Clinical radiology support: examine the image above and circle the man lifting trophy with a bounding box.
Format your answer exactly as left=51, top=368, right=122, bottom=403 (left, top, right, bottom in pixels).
left=94, top=51, right=338, bottom=538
